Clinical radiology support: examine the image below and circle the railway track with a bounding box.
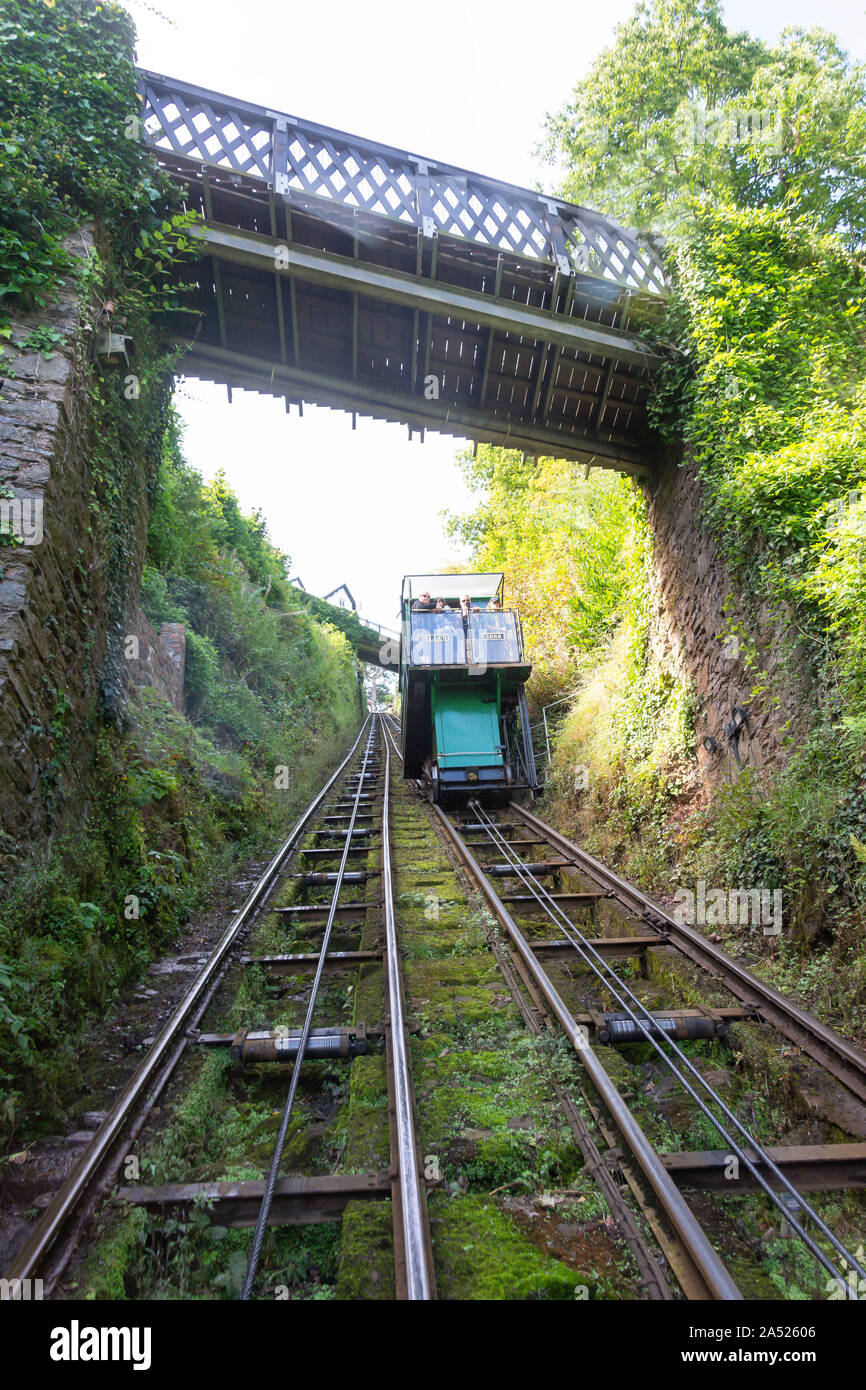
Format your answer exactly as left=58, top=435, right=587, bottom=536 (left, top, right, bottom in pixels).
left=383, top=712, right=866, bottom=1302
left=5, top=711, right=865, bottom=1301
left=2, top=715, right=435, bottom=1301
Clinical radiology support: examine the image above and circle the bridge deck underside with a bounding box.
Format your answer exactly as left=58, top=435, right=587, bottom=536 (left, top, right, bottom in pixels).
left=158, top=156, right=660, bottom=475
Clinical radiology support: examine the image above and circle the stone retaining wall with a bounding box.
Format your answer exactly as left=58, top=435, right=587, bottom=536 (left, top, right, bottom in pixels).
left=643, top=452, right=813, bottom=785
left=0, top=230, right=175, bottom=858
left=127, top=612, right=185, bottom=712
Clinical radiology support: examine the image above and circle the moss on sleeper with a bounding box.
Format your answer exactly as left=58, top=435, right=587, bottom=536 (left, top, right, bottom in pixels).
left=412, top=1038, right=582, bottom=1188
left=428, top=1193, right=581, bottom=1300
left=344, top=1053, right=390, bottom=1170
left=336, top=1202, right=396, bottom=1299
left=78, top=1207, right=149, bottom=1300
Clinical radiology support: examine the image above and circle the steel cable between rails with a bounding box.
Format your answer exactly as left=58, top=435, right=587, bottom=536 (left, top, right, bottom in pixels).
left=468, top=799, right=866, bottom=1295
left=241, top=719, right=379, bottom=1299
left=1, top=717, right=377, bottom=1295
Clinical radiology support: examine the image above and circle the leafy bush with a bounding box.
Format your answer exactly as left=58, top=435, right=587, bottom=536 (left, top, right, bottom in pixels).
left=183, top=629, right=220, bottom=713
left=0, top=0, right=195, bottom=333
left=452, top=6, right=866, bottom=999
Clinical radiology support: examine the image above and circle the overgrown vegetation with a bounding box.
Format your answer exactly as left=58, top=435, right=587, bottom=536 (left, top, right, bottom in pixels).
left=0, top=2, right=362, bottom=1143
left=141, top=427, right=361, bottom=770
left=449, top=0, right=866, bottom=1035
left=0, top=0, right=194, bottom=340
left=0, top=424, right=361, bottom=1143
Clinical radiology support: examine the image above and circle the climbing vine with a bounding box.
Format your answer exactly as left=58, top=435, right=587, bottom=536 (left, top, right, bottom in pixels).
left=0, top=0, right=202, bottom=717
left=0, top=0, right=195, bottom=335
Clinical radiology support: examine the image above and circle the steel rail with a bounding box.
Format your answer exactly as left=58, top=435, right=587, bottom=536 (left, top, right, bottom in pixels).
left=512, top=803, right=866, bottom=1105
left=381, top=715, right=677, bottom=1298
left=472, top=801, right=864, bottom=1291
left=430, top=803, right=742, bottom=1301
left=378, top=717, right=678, bottom=1301
left=381, top=726, right=434, bottom=1299
left=2, top=718, right=373, bottom=1295
left=242, top=721, right=379, bottom=1298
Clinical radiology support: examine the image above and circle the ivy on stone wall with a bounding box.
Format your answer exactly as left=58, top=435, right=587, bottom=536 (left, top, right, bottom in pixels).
left=1, top=0, right=201, bottom=722
left=0, top=0, right=194, bottom=334
left=650, top=205, right=866, bottom=699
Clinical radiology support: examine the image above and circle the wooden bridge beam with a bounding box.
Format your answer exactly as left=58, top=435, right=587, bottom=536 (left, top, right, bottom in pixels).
left=179, top=340, right=654, bottom=476
left=191, top=221, right=663, bottom=372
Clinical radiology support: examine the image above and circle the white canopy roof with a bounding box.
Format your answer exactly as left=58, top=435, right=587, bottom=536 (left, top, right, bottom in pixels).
left=402, top=573, right=504, bottom=602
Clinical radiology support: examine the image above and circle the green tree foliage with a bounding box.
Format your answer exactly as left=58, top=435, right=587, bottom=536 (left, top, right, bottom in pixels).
left=143, top=418, right=359, bottom=762
left=446, top=446, right=641, bottom=701
left=541, top=1, right=866, bottom=242
left=457, top=6, right=866, bottom=986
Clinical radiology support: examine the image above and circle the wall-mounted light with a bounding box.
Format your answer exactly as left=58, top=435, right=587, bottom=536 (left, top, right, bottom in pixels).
left=702, top=735, right=719, bottom=755
left=93, top=331, right=134, bottom=370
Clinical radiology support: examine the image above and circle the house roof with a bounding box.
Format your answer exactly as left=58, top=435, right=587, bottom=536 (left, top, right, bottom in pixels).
left=324, top=583, right=357, bottom=608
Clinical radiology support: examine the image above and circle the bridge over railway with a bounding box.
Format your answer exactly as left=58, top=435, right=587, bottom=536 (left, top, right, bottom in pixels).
left=137, top=71, right=667, bottom=478
left=289, top=586, right=397, bottom=669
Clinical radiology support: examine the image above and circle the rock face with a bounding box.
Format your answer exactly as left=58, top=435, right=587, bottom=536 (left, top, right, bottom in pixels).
left=0, top=230, right=178, bottom=858
left=127, top=612, right=185, bottom=713
left=0, top=229, right=98, bottom=852
left=643, top=451, right=813, bottom=786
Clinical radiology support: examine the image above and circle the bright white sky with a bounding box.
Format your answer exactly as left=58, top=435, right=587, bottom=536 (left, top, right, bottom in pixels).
left=122, top=0, right=865, bottom=626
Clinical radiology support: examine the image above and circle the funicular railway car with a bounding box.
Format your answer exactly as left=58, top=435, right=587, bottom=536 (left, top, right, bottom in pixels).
left=399, top=573, right=538, bottom=804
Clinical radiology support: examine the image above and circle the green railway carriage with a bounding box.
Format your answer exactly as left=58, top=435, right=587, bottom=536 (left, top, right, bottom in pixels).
left=399, top=573, right=538, bottom=803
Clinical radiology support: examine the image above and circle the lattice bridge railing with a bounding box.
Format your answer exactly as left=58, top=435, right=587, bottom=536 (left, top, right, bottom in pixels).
left=137, top=70, right=666, bottom=294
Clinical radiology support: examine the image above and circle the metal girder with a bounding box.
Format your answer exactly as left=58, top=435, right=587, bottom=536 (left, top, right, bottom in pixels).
left=116, top=1173, right=391, bottom=1227
left=179, top=342, right=654, bottom=475
left=242, top=949, right=383, bottom=972
left=663, top=1143, right=866, bottom=1194
left=191, top=222, right=663, bottom=370
left=529, top=934, right=661, bottom=959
